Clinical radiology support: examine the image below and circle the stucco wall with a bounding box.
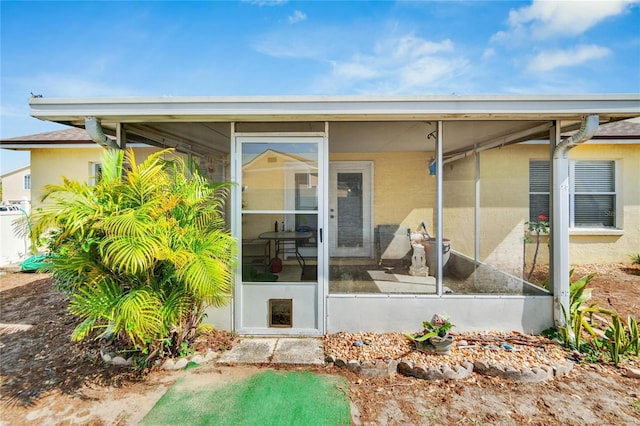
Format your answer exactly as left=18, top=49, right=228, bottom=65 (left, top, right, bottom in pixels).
left=330, top=151, right=436, bottom=231
left=443, top=143, right=640, bottom=266
left=330, top=151, right=437, bottom=259
left=30, top=147, right=165, bottom=208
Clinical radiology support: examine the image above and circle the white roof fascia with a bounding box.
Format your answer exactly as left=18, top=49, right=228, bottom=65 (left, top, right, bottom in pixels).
left=0, top=143, right=151, bottom=149
left=0, top=165, right=30, bottom=177
left=30, top=94, right=640, bottom=123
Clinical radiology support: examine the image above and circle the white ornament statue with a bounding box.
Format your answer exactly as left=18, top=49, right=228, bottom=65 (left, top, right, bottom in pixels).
left=409, top=243, right=429, bottom=276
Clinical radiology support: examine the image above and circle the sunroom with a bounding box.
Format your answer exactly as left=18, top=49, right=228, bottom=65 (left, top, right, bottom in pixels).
left=29, top=95, right=640, bottom=336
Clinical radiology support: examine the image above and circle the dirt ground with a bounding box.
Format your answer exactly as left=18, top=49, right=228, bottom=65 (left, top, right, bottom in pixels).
left=1, top=264, right=639, bottom=425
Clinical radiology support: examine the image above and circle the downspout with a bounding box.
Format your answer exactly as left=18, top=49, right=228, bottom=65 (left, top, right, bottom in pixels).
left=551, top=114, right=599, bottom=328
left=85, top=116, right=120, bottom=149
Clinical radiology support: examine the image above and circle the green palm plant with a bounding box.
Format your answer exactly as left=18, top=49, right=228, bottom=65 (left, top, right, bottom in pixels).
left=559, top=270, right=614, bottom=349
left=31, top=148, right=236, bottom=362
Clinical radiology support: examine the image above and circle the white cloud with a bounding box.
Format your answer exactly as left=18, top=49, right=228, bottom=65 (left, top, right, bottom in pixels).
left=527, top=44, right=611, bottom=72
left=331, top=59, right=380, bottom=80
left=493, top=0, right=639, bottom=42
left=376, top=35, right=454, bottom=58
left=325, top=34, right=468, bottom=94
left=288, top=10, right=307, bottom=23
left=482, top=48, right=496, bottom=60
left=252, top=27, right=336, bottom=59
left=242, top=0, right=287, bottom=6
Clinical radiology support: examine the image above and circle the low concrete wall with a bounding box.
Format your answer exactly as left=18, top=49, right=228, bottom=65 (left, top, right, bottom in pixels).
left=0, top=211, right=30, bottom=266
left=327, top=294, right=553, bottom=334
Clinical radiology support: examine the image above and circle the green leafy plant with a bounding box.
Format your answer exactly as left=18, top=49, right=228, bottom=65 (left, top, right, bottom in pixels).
left=632, top=253, right=640, bottom=265
left=404, top=316, right=452, bottom=342
left=602, top=315, right=639, bottom=366
left=31, top=148, right=236, bottom=364
left=558, top=270, right=614, bottom=349
left=552, top=269, right=639, bottom=367
left=630, top=316, right=640, bottom=356
left=524, top=215, right=549, bottom=282
left=179, top=341, right=195, bottom=358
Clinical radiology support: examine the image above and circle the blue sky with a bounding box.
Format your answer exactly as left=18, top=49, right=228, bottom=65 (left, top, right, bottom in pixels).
left=1, top=0, right=639, bottom=173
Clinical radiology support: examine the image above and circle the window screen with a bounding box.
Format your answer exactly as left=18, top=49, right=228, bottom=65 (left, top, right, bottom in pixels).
left=529, top=161, right=549, bottom=222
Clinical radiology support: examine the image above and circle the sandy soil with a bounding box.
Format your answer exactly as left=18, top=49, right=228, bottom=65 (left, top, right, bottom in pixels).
left=1, top=265, right=639, bottom=425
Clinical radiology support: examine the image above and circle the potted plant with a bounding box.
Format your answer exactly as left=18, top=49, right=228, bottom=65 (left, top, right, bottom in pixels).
left=404, top=314, right=454, bottom=355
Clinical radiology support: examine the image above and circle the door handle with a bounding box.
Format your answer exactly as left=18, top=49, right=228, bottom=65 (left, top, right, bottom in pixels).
left=319, top=228, right=323, bottom=243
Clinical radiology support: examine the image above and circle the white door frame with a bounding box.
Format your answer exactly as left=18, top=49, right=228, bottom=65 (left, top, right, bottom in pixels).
left=329, top=161, right=374, bottom=258
left=232, top=132, right=326, bottom=335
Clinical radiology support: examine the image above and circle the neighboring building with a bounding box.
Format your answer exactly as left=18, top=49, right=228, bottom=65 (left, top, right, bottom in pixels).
left=4, top=94, right=638, bottom=336
left=1, top=165, right=31, bottom=204
left=0, top=165, right=31, bottom=265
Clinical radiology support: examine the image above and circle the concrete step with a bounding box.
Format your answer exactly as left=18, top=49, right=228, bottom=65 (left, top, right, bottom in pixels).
left=219, top=337, right=324, bottom=365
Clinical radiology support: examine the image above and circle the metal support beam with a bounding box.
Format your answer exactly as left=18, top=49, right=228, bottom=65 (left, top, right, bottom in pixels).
left=474, top=146, right=480, bottom=266
left=436, top=121, right=444, bottom=296
left=116, top=123, right=127, bottom=149
left=548, top=122, right=559, bottom=295
left=443, top=122, right=553, bottom=164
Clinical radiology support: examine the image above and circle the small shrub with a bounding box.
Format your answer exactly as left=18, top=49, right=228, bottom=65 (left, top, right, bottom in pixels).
left=632, top=253, right=640, bottom=265
left=602, top=315, right=639, bottom=366
left=559, top=270, right=613, bottom=349
left=549, top=269, right=639, bottom=367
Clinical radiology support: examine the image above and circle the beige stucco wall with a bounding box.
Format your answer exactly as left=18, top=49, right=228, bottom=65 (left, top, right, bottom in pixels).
left=1, top=166, right=31, bottom=203
left=443, top=143, right=640, bottom=267
left=330, top=152, right=436, bottom=232
left=558, top=143, right=638, bottom=264
left=30, top=147, right=165, bottom=208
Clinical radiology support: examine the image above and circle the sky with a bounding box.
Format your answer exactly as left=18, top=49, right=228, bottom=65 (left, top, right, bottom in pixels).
left=1, top=0, right=639, bottom=173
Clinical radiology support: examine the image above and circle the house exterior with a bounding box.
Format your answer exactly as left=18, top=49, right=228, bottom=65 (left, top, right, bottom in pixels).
left=1, top=165, right=31, bottom=205
left=445, top=120, right=640, bottom=274
left=6, top=94, right=639, bottom=336
left=0, top=128, right=167, bottom=206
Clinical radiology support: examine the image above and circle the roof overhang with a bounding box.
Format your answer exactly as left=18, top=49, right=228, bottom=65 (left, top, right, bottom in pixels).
left=29, top=94, right=640, bottom=157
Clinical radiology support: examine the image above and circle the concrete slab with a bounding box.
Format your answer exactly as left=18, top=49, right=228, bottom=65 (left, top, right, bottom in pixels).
left=271, top=338, right=325, bottom=365
left=218, top=338, right=277, bottom=364
left=217, top=337, right=325, bottom=365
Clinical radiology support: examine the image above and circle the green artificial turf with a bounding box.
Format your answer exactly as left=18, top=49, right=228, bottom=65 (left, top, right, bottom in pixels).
left=140, top=370, right=351, bottom=426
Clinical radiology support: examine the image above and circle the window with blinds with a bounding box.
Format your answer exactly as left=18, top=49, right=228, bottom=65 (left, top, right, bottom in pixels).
left=529, top=160, right=616, bottom=228
left=572, top=161, right=615, bottom=227
left=529, top=161, right=549, bottom=222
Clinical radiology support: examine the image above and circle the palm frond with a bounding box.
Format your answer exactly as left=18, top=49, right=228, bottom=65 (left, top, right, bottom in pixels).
left=158, top=288, right=193, bottom=333
left=71, top=317, right=99, bottom=342
left=99, top=209, right=154, bottom=238
left=113, top=288, right=163, bottom=345
left=68, top=278, right=121, bottom=319
left=99, top=149, right=125, bottom=184
left=99, top=234, right=162, bottom=275
left=179, top=252, right=234, bottom=307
